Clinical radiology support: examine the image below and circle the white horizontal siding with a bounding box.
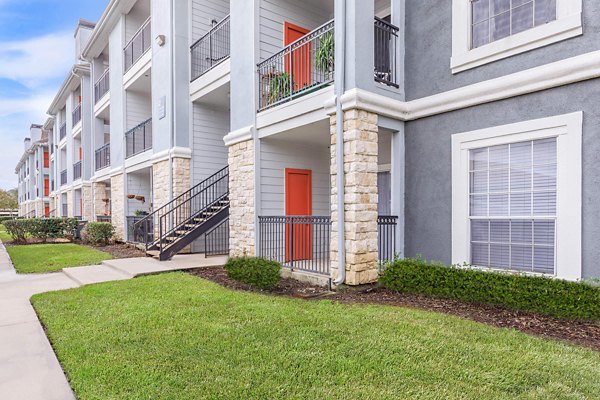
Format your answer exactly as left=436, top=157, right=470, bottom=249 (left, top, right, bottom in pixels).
left=260, top=139, right=330, bottom=216
left=259, top=0, right=333, bottom=62
left=125, top=91, right=152, bottom=130
left=191, top=0, right=230, bottom=44
left=191, top=103, right=229, bottom=185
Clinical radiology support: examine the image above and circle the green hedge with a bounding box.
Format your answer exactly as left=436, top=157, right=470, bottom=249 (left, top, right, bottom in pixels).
left=83, top=222, right=115, bottom=246
left=224, top=257, right=281, bottom=290
left=4, top=218, right=79, bottom=243
left=379, top=258, right=600, bottom=321
left=0, top=216, right=18, bottom=224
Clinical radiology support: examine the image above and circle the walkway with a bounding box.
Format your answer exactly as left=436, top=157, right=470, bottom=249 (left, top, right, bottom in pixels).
left=0, top=241, right=227, bottom=400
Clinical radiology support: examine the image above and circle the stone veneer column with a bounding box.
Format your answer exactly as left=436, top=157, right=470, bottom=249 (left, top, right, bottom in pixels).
left=82, top=184, right=93, bottom=221
left=152, top=158, right=191, bottom=211
left=110, top=174, right=125, bottom=241
left=93, top=182, right=108, bottom=219
left=330, top=109, right=379, bottom=286
left=228, top=139, right=255, bottom=257
left=67, top=189, right=74, bottom=218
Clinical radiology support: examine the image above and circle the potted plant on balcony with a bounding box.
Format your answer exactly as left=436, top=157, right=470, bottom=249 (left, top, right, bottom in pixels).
left=315, top=31, right=334, bottom=81
left=267, top=71, right=293, bottom=106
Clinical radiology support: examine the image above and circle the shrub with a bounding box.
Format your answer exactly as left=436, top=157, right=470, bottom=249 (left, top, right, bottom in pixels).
left=4, top=219, right=31, bottom=243
left=224, top=257, right=281, bottom=290
left=379, top=258, right=600, bottom=321
left=0, top=216, right=18, bottom=223
left=83, top=222, right=114, bottom=246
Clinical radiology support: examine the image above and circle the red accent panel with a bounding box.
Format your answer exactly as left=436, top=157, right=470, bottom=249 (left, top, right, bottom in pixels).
left=284, top=22, right=312, bottom=93
left=43, top=151, right=49, bottom=168
left=285, top=168, right=312, bottom=262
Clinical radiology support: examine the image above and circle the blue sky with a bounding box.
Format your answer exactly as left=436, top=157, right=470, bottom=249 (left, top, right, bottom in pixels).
left=0, top=0, right=107, bottom=190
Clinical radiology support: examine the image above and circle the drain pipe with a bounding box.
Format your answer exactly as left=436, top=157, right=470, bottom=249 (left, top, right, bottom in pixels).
left=333, top=0, right=346, bottom=286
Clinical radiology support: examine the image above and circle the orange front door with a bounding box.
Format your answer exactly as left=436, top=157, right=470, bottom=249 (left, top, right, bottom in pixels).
left=285, top=169, right=312, bottom=262
left=284, top=22, right=312, bottom=93
left=44, top=206, right=50, bottom=217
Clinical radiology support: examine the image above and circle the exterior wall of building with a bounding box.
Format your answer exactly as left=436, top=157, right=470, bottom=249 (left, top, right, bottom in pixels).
left=405, top=0, right=599, bottom=100
left=404, top=80, right=600, bottom=279
left=191, top=104, right=229, bottom=184
left=228, top=138, right=255, bottom=257
left=110, top=174, right=125, bottom=240
left=191, top=0, right=230, bottom=42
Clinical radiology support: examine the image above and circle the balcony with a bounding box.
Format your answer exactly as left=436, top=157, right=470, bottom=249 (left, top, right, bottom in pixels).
left=60, top=169, right=67, bottom=186
left=94, top=68, right=110, bottom=103
left=258, top=20, right=334, bottom=112
left=374, top=18, right=400, bottom=88
left=191, top=15, right=230, bottom=82
left=72, top=104, right=82, bottom=127
left=125, top=118, right=152, bottom=159
left=59, top=122, right=67, bottom=140
left=95, top=143, right=110, bottom=171
left=124, top=18, right=151, bottom=73
left=73, top=161, right=82, bottom=181
left=378, top=215, right=398, bottom=263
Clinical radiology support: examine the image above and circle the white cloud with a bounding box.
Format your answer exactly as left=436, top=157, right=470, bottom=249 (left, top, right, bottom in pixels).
left=0, top=31, right=74, bottom=88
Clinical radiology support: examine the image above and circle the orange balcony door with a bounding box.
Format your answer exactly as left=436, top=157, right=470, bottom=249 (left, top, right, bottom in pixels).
left=43, top=151, right=49, bottom=168
left=44, top=205, right=50, bottom=217
left=44, top=178, right=49, bottom=197
left=284, top=22, right=311, bottom=93
left=285, top=169, right=312, bottom=262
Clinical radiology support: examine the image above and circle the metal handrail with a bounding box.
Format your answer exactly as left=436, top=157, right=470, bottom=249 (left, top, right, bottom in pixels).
left=60, top=169, right=67, bottom=186
left=72, top=104, right=82, bottom=126
left=133, top=166, right=229, bottom=251
left=95, top=143, right=110, bottom=171
left=94, top=68, right=110, bottom=102
left=374, top=17, right=400, bottom=88
left=73, top=161, right=82, bottom=180
left=258, top=19, right=335, bottom=111
left=123, top=18, right=151, bottom=73
left=59, top=122, right=67, bottom=140
left=191, top=15, right=230, bottom=81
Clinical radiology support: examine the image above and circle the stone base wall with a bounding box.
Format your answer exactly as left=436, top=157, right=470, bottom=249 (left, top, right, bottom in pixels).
left=152, top=158, right=191, bottom=212
left=110, top=174, right=125, bottom=241
left=228, top=139, right=255, bottom=257
left=66, top=190, right=74, bottom=218
left=330, top=109, right=379, bottom=286
left=82, top=184, right=93, bottom=221
left=93, top=182, right=109, bottom=219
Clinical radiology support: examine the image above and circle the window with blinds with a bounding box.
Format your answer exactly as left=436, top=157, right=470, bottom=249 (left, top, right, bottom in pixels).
left=471, top=0, right=557, bottom=49
left=469, top=138, right=557, bottom=274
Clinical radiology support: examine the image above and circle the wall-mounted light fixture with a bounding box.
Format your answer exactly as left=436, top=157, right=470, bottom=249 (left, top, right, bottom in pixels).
left=155, top=34, right=166, bottom=47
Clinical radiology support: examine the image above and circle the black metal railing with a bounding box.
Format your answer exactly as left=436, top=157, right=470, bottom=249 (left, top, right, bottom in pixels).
left=374, top=17, right=399, bottom=88
left=205, top=217, right=229, bottom=256
left=95, top=143, right=110, bottom=171
left=134, top=166, right=229, bottom=251
left=125, top=118, right=152, bottom=158
left=258, top=19, right=334, bottom=111
left=72, top=104, right=82, bottom=126
left=60, top=169, right=67, bottom=186
left=94, top=68, right=110, bottom=103
left=97, top=215, right=112, bottom=223
left=127, top=216, right=151, bottom=243
left=59, top=122, right=67, bottom=140
left=378, top=215, right=398, bottom=263
left=62, top=204, right=68, bottom=217
left=191, top=15, right=230, bottom=81
left=73, top=161, right=82, bottom=181
left=258, top=216, right=331, bottom=276
left=124, top=18, right=151, bottom=73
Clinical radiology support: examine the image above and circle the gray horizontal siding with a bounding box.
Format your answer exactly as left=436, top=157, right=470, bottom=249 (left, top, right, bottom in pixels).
left=191, top=0, right=230, bottom=44
left=191, top=103, right=229, bottom=185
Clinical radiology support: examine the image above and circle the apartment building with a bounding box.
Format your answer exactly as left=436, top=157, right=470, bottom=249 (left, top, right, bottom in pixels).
left=17, top=0, right=599, bottom=286
left=15, top=124, right=51, bottom=218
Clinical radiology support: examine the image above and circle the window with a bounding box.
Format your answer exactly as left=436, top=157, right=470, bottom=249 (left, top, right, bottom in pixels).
left=452, top=112, right=582, bottom=280
left=469, top=138, right=557, bottom=274
left=451, top=0, right=582, bottom=73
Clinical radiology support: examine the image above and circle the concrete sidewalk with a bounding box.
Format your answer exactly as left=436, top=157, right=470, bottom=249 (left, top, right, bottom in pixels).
left=0, top=245, right=227, bottom=400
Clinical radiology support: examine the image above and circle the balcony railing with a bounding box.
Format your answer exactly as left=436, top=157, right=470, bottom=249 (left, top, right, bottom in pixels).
left=72, top=104, right=82, bottom=126
left=59, top=123, right=67, bottom=140
left=125, top=118, right=152, bottom=158
left=378, top=215, right=398, bottom=263
left=191, top=15, right=230, bottom=82
left=73, top=161, right=82, bottom=181
left=97, top=215, right=112, bottom=223
left=94, top=68, right=110, bottom=103
left=62, top=204, right=68, bottom=217
left=258, top=216, right=331, bottom=277
left=258, top=20, right=334, bottom=112
left=127, top=216, right=152, bottom=243
left=95, top=143, right=110, bottom=171
left=374, top=18, right=400, bottom=88
left=60, top=169, right=67, bottom=186
left=124, top=18, right=151, bottom=73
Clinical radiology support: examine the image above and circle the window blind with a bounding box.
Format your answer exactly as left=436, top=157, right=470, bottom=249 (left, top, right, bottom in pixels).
left=471, top=0, right=557, bottom=49
left=469, top=138, right=557, bottom=274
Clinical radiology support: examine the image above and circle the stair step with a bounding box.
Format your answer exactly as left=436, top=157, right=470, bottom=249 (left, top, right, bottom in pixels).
left=146, top=250, right=160, bottom=258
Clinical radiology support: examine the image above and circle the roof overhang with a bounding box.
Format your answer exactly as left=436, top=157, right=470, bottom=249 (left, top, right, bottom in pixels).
left=46, top=64, right=90, bottom=115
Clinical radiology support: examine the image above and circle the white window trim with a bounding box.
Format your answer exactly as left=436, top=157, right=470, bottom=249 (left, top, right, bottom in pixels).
left=451, top=112, right=582, bottom=280
left=451, top=0, right=583, bottom=74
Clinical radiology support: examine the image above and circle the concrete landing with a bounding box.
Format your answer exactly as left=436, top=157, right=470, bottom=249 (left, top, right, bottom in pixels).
left=103, top=254, right=228, bottom=277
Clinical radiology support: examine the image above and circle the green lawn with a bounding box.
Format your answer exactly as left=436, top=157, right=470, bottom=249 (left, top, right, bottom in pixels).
left=32, top=273, right=600, bottom=400
left=0, top=224, right=11, bottom=242
left=7, top=243, right=112, bottom=274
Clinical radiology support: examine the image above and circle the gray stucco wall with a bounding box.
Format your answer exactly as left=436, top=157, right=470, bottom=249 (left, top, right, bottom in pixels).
left=404, top=0, right=600, bottom=100
left=404, top=78, right=600, bottom=279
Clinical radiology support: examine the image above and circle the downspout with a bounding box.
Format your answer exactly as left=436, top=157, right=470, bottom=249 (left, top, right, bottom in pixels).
left=333, top=0, right=346, bottom=286
left=167, top=0, right=175, bottom=204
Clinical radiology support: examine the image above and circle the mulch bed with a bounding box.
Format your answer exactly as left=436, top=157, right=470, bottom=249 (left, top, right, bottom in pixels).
left=190, top=266, right=600, bottom=352
left=88, top=243, right=146, bottom=259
